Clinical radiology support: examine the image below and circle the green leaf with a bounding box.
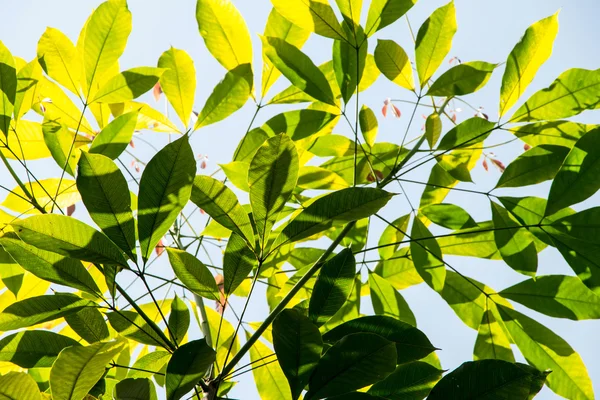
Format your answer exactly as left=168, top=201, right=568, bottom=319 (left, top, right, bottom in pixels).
left=107, top=311, right=170, bottom=348
left=37, top=27, right=82, bottom=96
left=415, top=1, right=457, bottom=87
left=158, top=47, right=196, bottom=127
left=305, top=333, right=397, bottom=399
left=545, top=127, right=600, bottom=215
left=89, top=111, right=138, bottom=160
left=12, top=215, right=128, bottom=266
left=297, top=166, right=349, bottom=191
left=261, top=36, right=336, bottom=106
left=334, top=0, right=363, bottom=32
left=273, top=309, right=323, bottom=400
left=511, top=68, right=600, bottom=122
left=194, top=64, right=253, bottom=130
left=511, top=121, right=598, bottom=148
left=50, top=340, right=126, bottom=400
left=271, top=0, right=346, bottom=40
left=248, top=331, right=292, bottom=400
left=474, top=309, right=515, bottom=363
left=223, top=233, right=256, bottom=295
left=0, top=372, right=41, bottom=400
left=365, top=0, right=416, bottom=37
left=0, top=41, right=16, bottom=137
left=41, top=117, right=80, bottom=176
left=437, top=117, right=496, bottom=150
left=128, top=351, right=171, bottom=379
left=428, top=360, right=547, bottom=400
left=168, top=295, right=190, bottom=344
left=0, top=234, right=101, bottom=295
left=191, top=176, right=254, bottom=244
left=114, top=378, right=158, bottom=400
left=359, top=105, right=378, bottom=147
left=166, top=339, right=216, bottom=400
left=14, top=58, right=42, bottom=121
left=274, top=187, right=393, bottom=248
left=421, top=203, right=477, bottom=230
left=167, top=248, right=219, bottom=301
left=369, top=272, right=416, bottom=326
left=368, top=361, right=443, bottom=400
left=333, top=24, right=367, bottom=103
left=65, top=307, right=110, bottom=344
left=138, top=135, right=195, bottom=263
left=498, top=305, right=594, bottom=400
left=378, top=214, right=410, bottom=260
left=249, top=134, right=299, bottom=250
left=491, top=202, right=538, bottom=276
left=196, top=0, right=252, bottom=71
left=263, top=110, right=339, bottom=141
left=322, top=316, right=436, bottom=365
left=77, top=152, right=137, bottom=261
left=496, top=144, right=570, bottom=188
left=410, top=217, right=445, bottom=292
left=500, top=275, right=600, bottom=320
left=427, top=61, right=497, bottom=96
left=308, top=248, right=355, bottom=326
left=233, top=128, right=270, bottom=163
left=374, top=39, right=414, bottom=91
left=262, top=8, right=310, bottom=98
left=436, top=221, right=500, bottom=260
left=92, top=67, right=164, bottom=103
left=221, top=161, right=250, bottom=192
left=425, top=113, right=442, bottom=149
left=82, top=0, right=131, bottom=96
left=500, top=12, right=559, bottom=117
left=0, top=330, right=80, bottom=368
left=375, top=248, right=423, bottom=291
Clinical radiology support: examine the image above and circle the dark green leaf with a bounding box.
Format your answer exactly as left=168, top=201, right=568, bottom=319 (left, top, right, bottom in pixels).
left=368, top=361, right=443, bottom=400
left=92, top=67, right=164, bottom=103
left=128, top=351, right=171, bottom=379
left=333, top=24, right=367, bottom=103
left=0, top=330, right=80, bottom=368
left=0, top=41, right=16, bottom=137
left=438, top=117, right=496, bottom=150
left=496, top=145, right=570, bottom=188
left=89, top=111, right=138, bottom=160
left=223, top=233, right=256, bottom=295
left=410, top=217, right=445, bottom=292
left=421, top=203, right=477, bottom=230
left=427, top=61, right=497, bottom=96
left=165, top=339, right=216, bottom=400
left=107, top=310, right=170, bottom=348
left=166, top=248, right=219, bottom=301
left=169, top=295, right=190, bottom=344
left=365, top=0, right=417, bottom=37
left=262, top=109, right=338, bottom=141
left=65, top=307, right=110, bottom=343
left=369, top=272, right=416, bottom=326
left=114, top=378, right=158, bottom=400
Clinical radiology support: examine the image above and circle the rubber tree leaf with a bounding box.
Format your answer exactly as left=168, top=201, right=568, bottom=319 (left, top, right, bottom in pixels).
left=261, top=36, right=336, bottom=106
left=491, top=202, right=538, bottom=276
left=262, top=8, right=310, bottom=98
left=0, top=41, right=16, bottom=137
left=114, top=378, right=158, bottom=400
left=194, top=64, right=253, bottom=130
left=190, top=175, right=255, bottom=245
left=261, top=109, right=338, bottom=141
left=41, top=117, right=81, bottom=176
left=38, top=78, right=95, bottom=134
left=65, top=307, right=110, bottom=344
left=77, top=152, right=137, bottom=261
left=498, top=305, right=594, bottom=400
left=308, top=248, right=355, bottom=326
left=0, top=234, right=101, bottom=295
left=500, top=275, right=600, bottom=320
left=0, top=372, right=41, bottom=400
left=168, top=295, right=190, bottom=345
left=420, top=203, right=477, bottom=231
left=545, top=127, right=600, bottom=215
left=196, top=0, right=252, bottom=71
left=12, top=215, right=129, bottom=266
left=273, top=309, right=323, bottom=400
left=365, top=0, right=417, bottom=37
left=415, top=1, right=457, bottom=87
left=128, top=351, right=171, bottom=379
left=37, top=27, right=82, bottom=96
left=334, top=0, right=363, bottom=34
left=248, top=331, right=292, bottom=400
left=249, top=134, right=299, bottom=251
left=14, top=58, right=42, bottom=121
left=89, top=111, right=138, bottom=159
left=138, top=135, right=195, bottom=263
left=374, top=39, right=414, bottom=91
left=50, top=340, right=126, bottom=400
left=496, top=144, right=570, bottom=188
left=297, top=166, right=348, bottom=191
left=273, top=187, right=393, bottom=248
left=427, top=61, right=497, bottom=96
left=410, top=217, right=445, bottom=292
left=305, top=332, right=397, bottom=399
left=369, top=271, right=416, bottom=326
left=377, top=214, right=409, bottom=260
left=158, top=47, right=196, bottom=127
left=438, top=117, right=496, bottom=150
left=428, top=359, right=548, bottom=400
left=322, top=315, right=436, bottom=365
left=223, top=233, right=256, bottom=296
left=359, top=105, right=378, bottom=147
left=166, top=248, right=219, bottom=301
left=333, top=24, right=367, bottom=104
left=91, top=67, right=164, bottom=103
left=425, top=112, right=442, bottom=149
left=2, top=121, right=50, bottom=161
left=107, top=310, right=170, bottom=348
left=368, top=361, right=443, bottom=400
left=165, top=339, right=216, bottom=400
left=511, top=121, right=598, bottom=149
left=271, top=0, right=346, bottom=41
left=511, top=68, right=600, bottom=122
left=221, top=161, right=250, bottom=192
left=82, top=0, right=131, bottom=97
left=0, top=330, right=80, bottom=368
left=500, top=12, right=559, bottom=117
left=474, top=308, right=515, bottom=363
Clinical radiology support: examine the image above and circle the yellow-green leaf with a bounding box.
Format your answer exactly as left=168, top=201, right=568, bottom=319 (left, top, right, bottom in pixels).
left=365, top=0, right=416, bottom=37
left=1, top=178, right=80, bottom=215
left=158, top=47, right=196, bottom=128
left=374, top=39, right=414, bottom=91
left=37, top=27, right=82, bottom=96
left=427, top=61, right=497, bottom=97
left=92, top=67, right=164, bottom=103
left=271, top=0, right=346, bottom=41
left=0, top=41, right=16, bottom=137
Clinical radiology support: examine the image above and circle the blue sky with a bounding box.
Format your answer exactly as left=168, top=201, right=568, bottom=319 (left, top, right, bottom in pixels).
left=0, top=1, right=599, bottom=399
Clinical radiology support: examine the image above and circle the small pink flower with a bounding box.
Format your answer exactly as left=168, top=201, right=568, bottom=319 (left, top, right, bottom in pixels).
left=131, top=160, right=141, bottom=173
left=382, top=98, right=401, bottom=118
left=67, top=204, right=76, bottom=216
left=129, top=140, right=135, bottom=149
left=482, top=159, right=489, bottom=171
left=491, top=159, right=506, bottom=172
left=153, top=82, right=162, bottom=102
left=198, top=154, right=208, bottom=170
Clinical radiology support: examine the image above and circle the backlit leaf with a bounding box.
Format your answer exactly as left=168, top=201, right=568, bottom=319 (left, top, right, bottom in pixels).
left=92, top=67, right=164, bottom=103
left=410, top=217, right=445, bottom=292
left=167, top=248, right=219, bottom=301
left=158, top=47, right=196, bottom=127
left=271, top=0, right=346, bottom=40
left=374, top=39, right=414, bottom=91
left=427, top=61, right=497, bottom=97
left=37, top=27, right=82, bottom=96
